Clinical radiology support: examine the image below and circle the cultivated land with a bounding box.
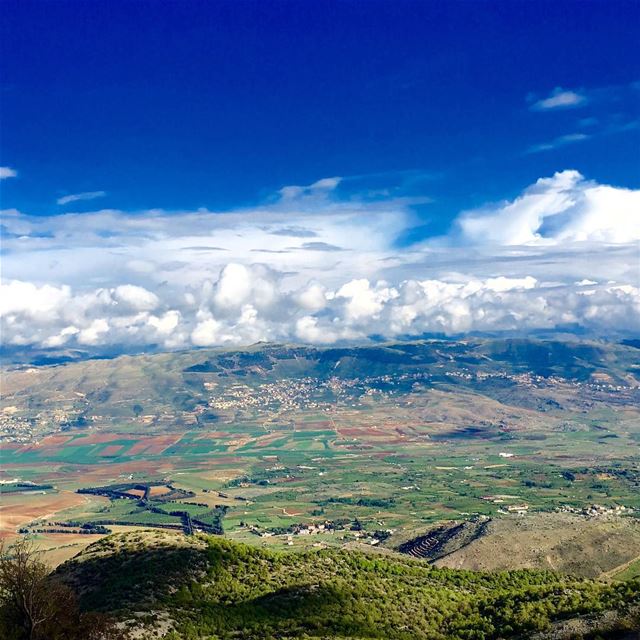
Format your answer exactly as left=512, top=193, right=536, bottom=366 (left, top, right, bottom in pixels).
left=1, top=338, right=639, bottom=577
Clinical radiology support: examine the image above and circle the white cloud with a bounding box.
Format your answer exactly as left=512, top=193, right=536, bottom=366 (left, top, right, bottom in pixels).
left=148, top=310, right=181, bottom=335
left=213, top=263, right=254, bottom=309
left=57, top=191, right=106, bottom=205
left=456, top=170, right=640, bottom=246
left=1, top=271, right=638, bottom=350
left=279, top=176, right=342, bottom=200
left=484, top=276, right=537, bottom=292
left=43, top=325, right=80, bottom=348
left=295, top=283, right=328, bottom=313
left=556, top=182, right=640, bottom=243
left=336, top=279, right=398, bottom=322
left=113, top=284, right=160, bottom=311
left=526, top=132, right=590, bottom=154
left=0, top=281, right=72, bottom=318
left=0, top=167, right=18, bottom=180
left=295, top=316, right=340, bottom=344
left=78, top=318, right=110, bottom=345
left=191, top=317, right=223, bottom=347
left=1, top=172, right=639, bottom=352
left=530, top=87, right=587, bottom=111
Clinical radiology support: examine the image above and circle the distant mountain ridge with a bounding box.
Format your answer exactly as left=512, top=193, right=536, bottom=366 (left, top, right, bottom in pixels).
left=3, top=337, right=638, bottom=444
left=2, top=332, right=639, bottom=367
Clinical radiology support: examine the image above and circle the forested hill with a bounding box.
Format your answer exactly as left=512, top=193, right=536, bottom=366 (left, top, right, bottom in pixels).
left=57, top=532, right=640, bottom=640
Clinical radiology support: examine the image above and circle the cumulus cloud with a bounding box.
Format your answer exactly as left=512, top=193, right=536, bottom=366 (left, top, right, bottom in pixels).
left=113, top=284, right=160, bottom=311
left=0, top=167, right=18, bottom=179
left=148, top=310, right=181, bottom=335
left=2, top=273, right=638, bottom=351
left=191, top=317, right=223, bottom=347
left=1, top=172, right=639, bottom=352
left=336, top=279, right=398, bottom=322
left=456, top=170, right=640, bottom=246
left=295, top=283, right=328, bottom=313
left=57, top=191, right=106, bottom=205
left=530, top=87, right=588, bottom=111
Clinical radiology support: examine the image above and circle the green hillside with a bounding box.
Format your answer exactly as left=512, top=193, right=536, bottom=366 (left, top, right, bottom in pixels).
left=5, top=339, right=640, bottom=425
left=56, top=532, right=640, bottom=640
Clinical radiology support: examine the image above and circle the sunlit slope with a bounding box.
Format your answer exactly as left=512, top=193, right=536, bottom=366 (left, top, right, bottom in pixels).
left=3, top=339, right=639, bottom=426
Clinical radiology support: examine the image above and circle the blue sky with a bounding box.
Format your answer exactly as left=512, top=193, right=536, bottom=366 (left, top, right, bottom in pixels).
left=2, top=0, right=639, bottom=220
left=1, top=1, right=639, bottom=352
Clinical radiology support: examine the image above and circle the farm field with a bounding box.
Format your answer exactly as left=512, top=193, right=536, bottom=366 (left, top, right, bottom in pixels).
left=2, top=339, right=639, bottom=570
left=611, top=557, right=640, bottom=581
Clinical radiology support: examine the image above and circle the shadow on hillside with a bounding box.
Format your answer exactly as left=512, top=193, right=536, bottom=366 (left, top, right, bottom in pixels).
left=56, top=543, right=382, bottom=637
left=55, top=544, right=207, bottom=612
left=194, top=583, right=382, bottom=638
left=53, top=538, right=640, bottom=639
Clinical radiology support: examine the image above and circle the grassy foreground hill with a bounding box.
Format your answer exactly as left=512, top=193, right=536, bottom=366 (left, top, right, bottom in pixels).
left=56, top=531, right=640, bottom=640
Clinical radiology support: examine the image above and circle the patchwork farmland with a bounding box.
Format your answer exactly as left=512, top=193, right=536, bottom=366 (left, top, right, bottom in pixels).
left=2, top=339, right=639, bottom=571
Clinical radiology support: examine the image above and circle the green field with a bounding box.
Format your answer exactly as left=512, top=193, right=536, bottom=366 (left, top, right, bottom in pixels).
left=2, top=339, right=639, bottom=551
left=612, top=558, right=640, bottom=581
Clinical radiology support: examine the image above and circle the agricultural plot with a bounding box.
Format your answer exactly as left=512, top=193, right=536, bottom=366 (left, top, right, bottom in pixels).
left=1, top=339, right=639, bottom=563
left=611, top=557, right=640, bottom=581
left=16, top=482, right=227, bottom=538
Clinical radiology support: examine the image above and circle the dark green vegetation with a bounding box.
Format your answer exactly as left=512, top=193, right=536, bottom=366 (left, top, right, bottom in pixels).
left=74, top=482, right=227, bottom=535
left=0, top=538, right=122, bottom=640
left=57, top=532, right=640, bottom=640
left=0, top=482, right=54, bottom=494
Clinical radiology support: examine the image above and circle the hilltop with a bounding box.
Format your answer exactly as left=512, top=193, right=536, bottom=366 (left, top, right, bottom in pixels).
left=54, top=531, right=640, bottom=639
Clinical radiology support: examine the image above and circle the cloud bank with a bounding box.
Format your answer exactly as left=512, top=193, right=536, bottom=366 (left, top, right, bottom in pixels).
left=1, top=170, right=639, bottom=353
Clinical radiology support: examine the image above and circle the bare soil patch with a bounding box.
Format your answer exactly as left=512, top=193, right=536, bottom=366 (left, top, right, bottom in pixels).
left=0, top=491, right=88, bottom=539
